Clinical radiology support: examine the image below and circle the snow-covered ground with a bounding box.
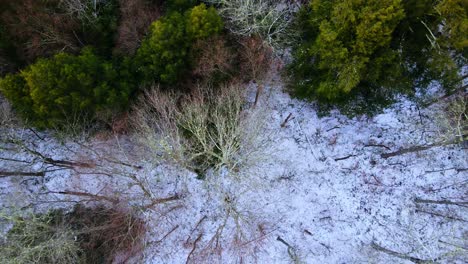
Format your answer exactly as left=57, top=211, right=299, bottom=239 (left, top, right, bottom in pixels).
left=1, top=76, right=467, bottom=263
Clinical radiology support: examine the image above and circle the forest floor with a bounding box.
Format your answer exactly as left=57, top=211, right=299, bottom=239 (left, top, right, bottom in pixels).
left=1, top=74, right=467, bottom=263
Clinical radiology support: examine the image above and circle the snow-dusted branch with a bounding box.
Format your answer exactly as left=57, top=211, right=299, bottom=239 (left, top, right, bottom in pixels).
left=203, top=0, right=298, bottom=50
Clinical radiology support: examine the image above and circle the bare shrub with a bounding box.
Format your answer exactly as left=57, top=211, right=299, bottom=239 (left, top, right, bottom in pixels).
left=113, top=0, right=162, bottom=55
left=59, top=0, right=97, bottom=22
left=0, top=210, right=82, bottom=264
left=109, top=112, right=131, bottom=135
left=58, top=0, right=118, bottom=23
left=434, top=94, right=467, bottom=144
left=134, top=83, right=267, bottom=177
left=182, top=189, right=274, bottom=263
left=0, top=96, right=17, bottom=129
left=191, top=36, right=236, bottom=84
left=0, top=108, right=181, bottom=211
left=0, top=205, right=146, bottom=264
left=0, top=0, right=80, bottom=62
left=191, top=35, right=273, bottom=86
left=133, top=87, right=184, bottom=164
left=238, top=35, right=273, bottom=82
left=68, top=205, right=146, bottom=263
left=0, top=97, right=22, bottom=148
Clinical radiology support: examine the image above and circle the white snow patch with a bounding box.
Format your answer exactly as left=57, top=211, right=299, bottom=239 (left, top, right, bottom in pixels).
left=1, top=79, right=467, bottom=263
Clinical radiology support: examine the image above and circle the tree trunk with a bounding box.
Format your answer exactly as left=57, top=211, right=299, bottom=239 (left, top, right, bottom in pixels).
left=253, top=83, right=263, bottom=108
left=381, top=139, right=463, bottom=159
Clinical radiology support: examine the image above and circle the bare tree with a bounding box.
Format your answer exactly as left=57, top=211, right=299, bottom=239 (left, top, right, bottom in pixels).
left=113, top=0, right=162, bottom=55
left=133, top=83, right=268, bottom=178
left=59, top=0, right=103, bottom=22
left=203, top=0, right=297, bottom=50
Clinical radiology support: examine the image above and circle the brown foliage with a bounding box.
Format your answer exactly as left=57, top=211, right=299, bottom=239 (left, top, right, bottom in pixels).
left=191, top=36, right=236, bottom=82
left=113, top=0, right=162, bottom=55
left=110, top=112, right=131, bottom=135
left=238, top=36, right=273, bottom=82
left=68, top=204, right=146, bottom=263
left=0, top=0, right=81, bottom=63
left=190, top=35, right=273, bottom=86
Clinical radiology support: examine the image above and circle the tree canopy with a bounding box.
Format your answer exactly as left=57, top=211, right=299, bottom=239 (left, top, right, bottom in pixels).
left=0, top=48, right=133, bottom=128
left=135, top=3, right=223, bottom=85
left=289, top=0, right=467, bottom=115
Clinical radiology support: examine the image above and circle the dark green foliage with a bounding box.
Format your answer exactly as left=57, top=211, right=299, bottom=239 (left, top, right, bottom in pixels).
left=166, top=0, right=198, bottom=13
left=0, top=48, right=134, bottom=129
left=436, top=0, right=468, bottom=51
left=0, top=23, right=19, bottom=74
left=0, top=74, right=32, bottom=118
left=78, top=0, right=120, bottom=58
left=0, top=2, right=224, bottom=129
left=289, top=0, right=467, bottom=115
left=135, top=3, right=223, bottom=86
left=394, top=0, right=466, bottom=93
left=186, top=3, right=223, bottom=39
left=135, top=11, right=190, bottom=85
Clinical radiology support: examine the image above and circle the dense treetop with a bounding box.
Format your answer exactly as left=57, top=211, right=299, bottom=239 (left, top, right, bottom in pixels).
left=0, top=0, right=466, bottom=128
left=289, top=0, right=467, bottom=114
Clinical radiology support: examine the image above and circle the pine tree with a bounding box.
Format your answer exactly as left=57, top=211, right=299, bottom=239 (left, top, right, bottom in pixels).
left=135, top=3, right=223, bottom=85
left=0, top=48, right=133, bottom=128
left=289, top=0, right=467, bottom=115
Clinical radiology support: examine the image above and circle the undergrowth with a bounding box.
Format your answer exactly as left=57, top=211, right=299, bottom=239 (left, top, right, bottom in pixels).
left=0, top=204, right=146, bottom=264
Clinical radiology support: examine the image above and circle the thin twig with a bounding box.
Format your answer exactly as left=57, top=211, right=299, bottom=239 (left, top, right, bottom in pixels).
left=153, top=225, right=180, bottom=244
left=186, top=234, right=203, bottom=264
left=381, top=139, right=461, bottom=159
left=416, top=209, right=467, bottom=222
left=47, top=190, right=120, bottom=204
left=371, top=242, right=429, bottom=263
left=363, top=144, right=391, bottom=151
left=277, top=236, right=299, bottom=263
left=438, top=239, right=468, bottom=251
left=415, top=198, right=468, bottom=207
left=334, top=154, right=357, bottom=161
left=143, top=194, right=180, bottom=209
left=281, top=113, right=293, bottom=128
left=28, top=128, right=45, bottom=141
left=326, top=126, right=340, bottom=132
left=186, top=215, right=207, bottom=245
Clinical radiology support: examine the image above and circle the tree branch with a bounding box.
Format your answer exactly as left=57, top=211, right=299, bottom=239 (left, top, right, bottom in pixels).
left=0, top=171, right=45, bottom=177
left=371, top=242, right=429, bottom=263
left=415, top=198, right=468, bottom=207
